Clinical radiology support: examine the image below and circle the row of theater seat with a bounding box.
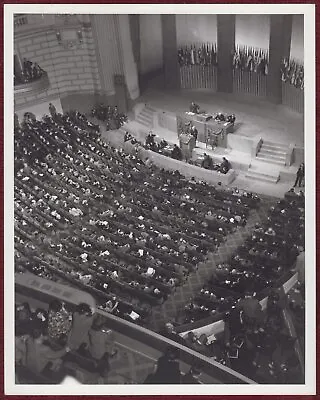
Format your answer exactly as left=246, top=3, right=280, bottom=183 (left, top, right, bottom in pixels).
left=180, top=194, right=304, bottom=324
left=14, top=108, right=260, bottom=325
left=167, top=193, right=304, bottom=383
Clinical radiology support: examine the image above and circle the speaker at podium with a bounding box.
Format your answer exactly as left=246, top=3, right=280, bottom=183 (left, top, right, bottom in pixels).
left=179, top=133, right=196, bottom=161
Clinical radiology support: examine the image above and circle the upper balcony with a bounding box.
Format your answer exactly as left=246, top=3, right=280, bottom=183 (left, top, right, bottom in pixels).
left=14, top=13, right=91, bottom=37
left=14, top=72, right=50, bottom=99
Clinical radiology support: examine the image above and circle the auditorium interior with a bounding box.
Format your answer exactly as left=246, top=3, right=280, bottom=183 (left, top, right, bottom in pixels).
left=11, top=11, right=308, bottom=389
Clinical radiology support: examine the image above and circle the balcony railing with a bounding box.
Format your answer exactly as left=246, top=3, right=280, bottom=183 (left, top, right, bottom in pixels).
left=14, top=72, right=50, bottom=97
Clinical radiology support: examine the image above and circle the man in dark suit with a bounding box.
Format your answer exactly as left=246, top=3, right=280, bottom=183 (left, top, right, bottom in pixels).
left=220, top=157, right=231, bottom=174
left=190, top=125, right=198, bottom=142
left=293, top=163, right=304, bottom=187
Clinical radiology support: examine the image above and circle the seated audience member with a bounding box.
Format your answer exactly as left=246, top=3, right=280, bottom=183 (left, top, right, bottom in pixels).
left=219, top=157, right=230, bottom=174
left=47, top=300, right=72, bottom=344
left=124, top=131, right=133, bottom=142
left=25, top=329, right=70, bottom=378
left=201, top=153, right=213, bottom=170
left=189, top=102, right=200, bottom=114
left=182, top=366, right=202, bottom=384
left=152, top=347, right=181, bottom=384
left=145, top=132, right=157, bottom=151
left=226, top=114, right=236, bottom=124
left=68, top=303, right=95, bottom=351
left=171, top=144, right=183, bottom=161
left=215, top=112, right=226, bottom=122
left=159, top=139, right=168, bottom=149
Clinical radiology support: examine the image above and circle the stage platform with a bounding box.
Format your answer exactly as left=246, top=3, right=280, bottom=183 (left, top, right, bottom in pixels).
left=135, top=88, right=304, bottom=147
left=119, top=89, right=305, bottom=198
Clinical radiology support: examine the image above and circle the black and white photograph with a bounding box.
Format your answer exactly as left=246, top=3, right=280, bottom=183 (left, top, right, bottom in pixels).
left=4, top=3, right=316, bottom=396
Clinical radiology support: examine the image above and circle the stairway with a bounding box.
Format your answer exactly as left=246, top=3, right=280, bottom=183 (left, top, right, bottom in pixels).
left=256, top=140, right=287, bottom=166
left=245, top=160, right=280, bottom=183
left=135, top=105, right=156, bottom=128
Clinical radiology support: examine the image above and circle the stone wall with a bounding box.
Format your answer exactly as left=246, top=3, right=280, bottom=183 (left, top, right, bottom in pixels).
left=14, top=26, right=101, bottom=109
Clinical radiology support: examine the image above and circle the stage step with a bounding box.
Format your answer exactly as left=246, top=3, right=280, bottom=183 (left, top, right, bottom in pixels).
left=135, top=106, right=155, bottom=128
left=256, top=139, right=288, bottom=167
left=259, top=147, right=287, bottom=156
left=263, top=140, right=288, bottom=149
left=245, top=168, right=279, bottom=183
left=258, top=151, right=286, bottom=161
left=256, top=155, right=286, bottom=166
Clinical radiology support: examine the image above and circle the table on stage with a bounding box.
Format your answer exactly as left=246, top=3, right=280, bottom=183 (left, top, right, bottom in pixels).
left=177, top=112, right=234, bottom=148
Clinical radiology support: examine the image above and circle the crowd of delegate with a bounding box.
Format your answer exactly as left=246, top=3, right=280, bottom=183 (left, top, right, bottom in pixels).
left=159, top=192, right=304, bottom=383
left=14, top=106, right=261, bottom=327
left=15, top=300, right=118, bottom=383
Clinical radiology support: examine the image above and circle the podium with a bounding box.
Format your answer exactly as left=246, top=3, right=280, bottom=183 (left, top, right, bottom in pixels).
left=179, top=133, right=196, bottom=161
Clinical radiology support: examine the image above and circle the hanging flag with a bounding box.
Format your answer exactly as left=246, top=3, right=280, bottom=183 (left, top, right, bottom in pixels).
left=190, top=46, right=195, bottom=65
left=212, top=43, right=217, bottom=66
left=194, top=44, right=200, bottom=65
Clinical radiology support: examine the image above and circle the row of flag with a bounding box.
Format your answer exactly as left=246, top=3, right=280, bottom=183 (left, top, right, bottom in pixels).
left=178, top=43, right=218, bottom=67
left=232, top=45, right=269, bottom=75
left=280, top=58, right=304, bottom=90
left=177, top=44, right=304, bottom=91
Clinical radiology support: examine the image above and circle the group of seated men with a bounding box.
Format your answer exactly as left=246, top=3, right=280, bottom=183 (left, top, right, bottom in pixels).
left=200, top=154, right=231, bottom=174
left=14, top=107, right=259, bottom=328
left=91, top=103, right=128, bottom=130
left=189, top=102, right=236, bottom=125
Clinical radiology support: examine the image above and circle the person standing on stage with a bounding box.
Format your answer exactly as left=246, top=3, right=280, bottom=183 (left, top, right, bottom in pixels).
left=294, top=163, right=304, bottom=187
left=190, top=125, right=198, bottom=142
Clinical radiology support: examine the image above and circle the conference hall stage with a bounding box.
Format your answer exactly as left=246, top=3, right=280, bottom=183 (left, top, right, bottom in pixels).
left=109, top=88, right=304, bottom=199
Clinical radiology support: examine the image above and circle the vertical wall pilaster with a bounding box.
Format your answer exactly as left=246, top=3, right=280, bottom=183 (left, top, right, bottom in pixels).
left=217, top=15, right=235, bottom=93
left=117, top=14, right=140, bottom=100
left=161, top=15, right=180, bottom=90
left=267, top=15, right=292, bottom=103
left=90, top=14, right=120, bottom=98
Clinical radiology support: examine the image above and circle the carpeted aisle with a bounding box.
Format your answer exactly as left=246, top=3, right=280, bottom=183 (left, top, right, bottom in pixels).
left=147, top=196, right=274, bottom=331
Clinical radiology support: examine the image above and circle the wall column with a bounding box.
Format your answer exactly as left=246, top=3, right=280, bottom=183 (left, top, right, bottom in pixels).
left=267, top=15, right=292, bottom=104
left=161, top=15, right=180, bottom=90
left=90, top=15, right=119, bottom=99
left=117, top=15, right=140, bottom=100
left=217, top=15, right=235, bottom=93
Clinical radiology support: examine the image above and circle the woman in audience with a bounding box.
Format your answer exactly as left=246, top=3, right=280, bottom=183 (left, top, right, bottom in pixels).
left=47, top=300, right=72, bottom=345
